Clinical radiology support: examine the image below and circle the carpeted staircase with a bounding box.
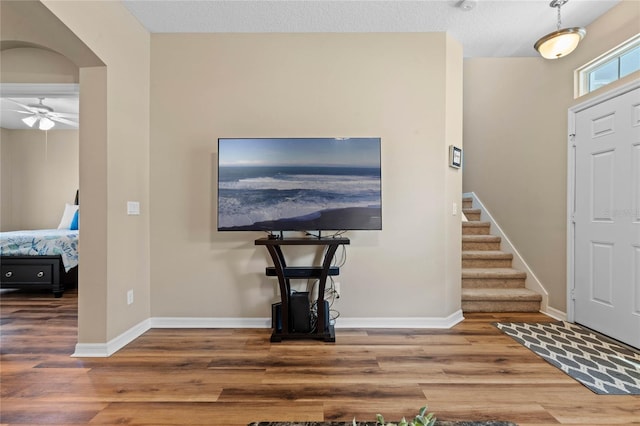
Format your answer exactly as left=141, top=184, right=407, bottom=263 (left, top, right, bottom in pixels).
left=461, top=197, right=542, bottom=312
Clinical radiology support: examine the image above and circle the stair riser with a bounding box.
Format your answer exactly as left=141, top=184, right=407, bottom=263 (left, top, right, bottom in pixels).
left=462, top=259, right=513, bottom=268
left=462, top=278, right=526, bottom=289
left=462, top=226, right=491, bottom=235
left=462, top=242, right=501, bottom=251
left=463, top=212, right=481, bottom=221
left=462, top=199, right=473, bottom=209
left=462, top=300, right=541, bottom=313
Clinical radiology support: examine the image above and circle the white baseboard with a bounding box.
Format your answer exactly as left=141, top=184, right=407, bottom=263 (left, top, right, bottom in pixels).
left=335, top=310, right=464, bottom=329
left=72, top=319, right=150, bottom=357
left=151, top=313, right=467, bottom=329
left=150, top=317, right=271, bottom=328
left=542, top=306, right=567, bottom=321
left=70, top=311, right=465, bottom=357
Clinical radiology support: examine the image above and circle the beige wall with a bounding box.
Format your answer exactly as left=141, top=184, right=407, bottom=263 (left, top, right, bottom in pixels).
left=1, top=128, right=11, bottom=230
left=1, top=47, right=79, bottom=83
left=38, top=0, right=151, bottom=343
left=150, top=33, right=463, bottom=319
left=0, top=1, right=103, bottom=69
left=463, top=0, right=640, bottom=312
left=444, top=34, right=464, bottom=311
left=0, top=129, right=78, bottom=231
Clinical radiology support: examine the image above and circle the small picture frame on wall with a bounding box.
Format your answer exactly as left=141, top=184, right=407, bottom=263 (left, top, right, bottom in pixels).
left=449, top=145, right=462, bottom=169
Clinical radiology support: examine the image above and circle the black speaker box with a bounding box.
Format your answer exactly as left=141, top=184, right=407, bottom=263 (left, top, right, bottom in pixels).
left=289, top=291, right=310, bottom=333
left=322, top=299, right=330, bottom=330
left=271, top=302, right=282, bottom=332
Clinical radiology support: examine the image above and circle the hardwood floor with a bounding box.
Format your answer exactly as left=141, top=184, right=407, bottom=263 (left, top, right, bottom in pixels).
left=1, top=289, right=638, bottom=425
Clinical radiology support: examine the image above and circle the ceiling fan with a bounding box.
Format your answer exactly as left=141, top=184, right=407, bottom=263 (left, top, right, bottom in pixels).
left=7, top=97, right=78, bottom=130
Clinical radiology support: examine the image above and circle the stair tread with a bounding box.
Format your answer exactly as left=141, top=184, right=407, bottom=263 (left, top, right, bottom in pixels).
left=462, top=288, right=542, bottom=301
left=462, top=235, right=501, bottom=242
left=462, top=250, right=513, bottom=259
left=462, top=221, right=490, bottom=227
left=462, top=208, right=481, bottom=214
left=462, top=268, right=527, bottom=278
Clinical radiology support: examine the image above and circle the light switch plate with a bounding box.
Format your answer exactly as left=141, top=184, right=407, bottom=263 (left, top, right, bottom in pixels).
left=127, top=201, right=140, bottom=215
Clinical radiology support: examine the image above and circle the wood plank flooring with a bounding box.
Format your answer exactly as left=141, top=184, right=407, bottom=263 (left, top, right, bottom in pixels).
left=1, top=289, right=638, bottom=425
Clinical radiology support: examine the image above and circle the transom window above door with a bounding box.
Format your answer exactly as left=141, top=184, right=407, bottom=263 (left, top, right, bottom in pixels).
left=576, top=34, right=640, bottom=97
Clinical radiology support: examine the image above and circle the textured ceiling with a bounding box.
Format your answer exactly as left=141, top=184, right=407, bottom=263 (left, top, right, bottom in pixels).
left=122, top=0, right=621, bottom=58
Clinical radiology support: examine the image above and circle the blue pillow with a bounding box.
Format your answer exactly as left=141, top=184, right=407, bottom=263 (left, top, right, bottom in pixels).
left=70, top=209, right=79, bottom=230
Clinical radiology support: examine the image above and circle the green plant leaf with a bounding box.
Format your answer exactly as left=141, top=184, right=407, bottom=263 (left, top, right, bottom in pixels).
left=373, top=407, right=436, bottom=426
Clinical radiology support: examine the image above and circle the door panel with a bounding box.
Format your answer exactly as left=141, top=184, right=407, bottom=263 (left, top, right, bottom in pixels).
left=574, top=87, right=640, bottom=349
left=635, top=144, right=640, bottom=222
left=591, top=150, right=615, bottom=221
left=590, top=241, right=613, bottom=305
left=635, top=246, right=640, bottom=315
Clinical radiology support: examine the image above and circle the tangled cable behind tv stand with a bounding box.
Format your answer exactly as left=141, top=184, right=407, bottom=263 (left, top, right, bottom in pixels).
left=304, top=235, right=347, bottom=333
left=265, top=230, right=347, bottom=240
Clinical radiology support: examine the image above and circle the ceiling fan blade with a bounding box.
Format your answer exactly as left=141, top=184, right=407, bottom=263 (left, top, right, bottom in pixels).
left=8, top=109, right=33, bottom=114
left=50, top=116, right=78, bottom=126
left=6, top=98, right=38, bottom=113
left=49, top=111, right=78, bottom=119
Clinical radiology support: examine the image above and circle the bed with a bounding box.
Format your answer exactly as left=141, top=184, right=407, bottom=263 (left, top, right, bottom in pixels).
left=0, top=192, right=79, bottom=297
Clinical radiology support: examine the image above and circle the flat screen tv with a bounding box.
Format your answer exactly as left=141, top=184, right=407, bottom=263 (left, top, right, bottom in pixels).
left=217, top=137, right=382, bottom=232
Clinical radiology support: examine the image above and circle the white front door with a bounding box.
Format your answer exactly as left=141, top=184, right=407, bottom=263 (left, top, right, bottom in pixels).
left=573, top=86, right=640, bottom=349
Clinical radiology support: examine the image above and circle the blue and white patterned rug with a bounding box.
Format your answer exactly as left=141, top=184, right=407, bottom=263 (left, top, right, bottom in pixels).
left=495, top=321, right=640, bottom=395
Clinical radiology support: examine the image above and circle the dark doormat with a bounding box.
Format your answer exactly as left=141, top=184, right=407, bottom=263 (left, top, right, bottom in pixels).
left=495, top=321, right=640, bottom=395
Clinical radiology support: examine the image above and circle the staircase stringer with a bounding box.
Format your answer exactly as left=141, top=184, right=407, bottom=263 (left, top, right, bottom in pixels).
left=463, top=192, right=560, bottom=318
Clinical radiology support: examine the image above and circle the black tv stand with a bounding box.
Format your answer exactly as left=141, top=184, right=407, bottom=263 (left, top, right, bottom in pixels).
left=255, top=236, right=350, bottom=342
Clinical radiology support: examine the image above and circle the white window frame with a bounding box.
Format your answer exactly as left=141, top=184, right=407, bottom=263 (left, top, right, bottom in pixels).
left=575, top=33, right=640, bottom=97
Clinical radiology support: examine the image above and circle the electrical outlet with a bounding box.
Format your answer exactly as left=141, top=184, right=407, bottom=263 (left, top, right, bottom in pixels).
left=334, top=281, right=341, bottom=298
left=127, top=289, right=134, bottom=305
left=452, top=202, right=458, bottom=216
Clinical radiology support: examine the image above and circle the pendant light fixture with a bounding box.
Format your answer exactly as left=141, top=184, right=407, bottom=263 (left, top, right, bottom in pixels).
left=534, top=0, right=586, bottom=60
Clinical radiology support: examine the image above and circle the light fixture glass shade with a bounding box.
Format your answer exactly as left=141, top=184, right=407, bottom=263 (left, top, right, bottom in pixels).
left=38, top=117, right=55, bottom=131
left=535, top=27, right=586, bottom=59
left=22, top=115, right=38, bottom=127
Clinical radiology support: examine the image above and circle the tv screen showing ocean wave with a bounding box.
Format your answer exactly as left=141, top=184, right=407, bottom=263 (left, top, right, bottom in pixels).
left=217, top=138, right=382, bottom=231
